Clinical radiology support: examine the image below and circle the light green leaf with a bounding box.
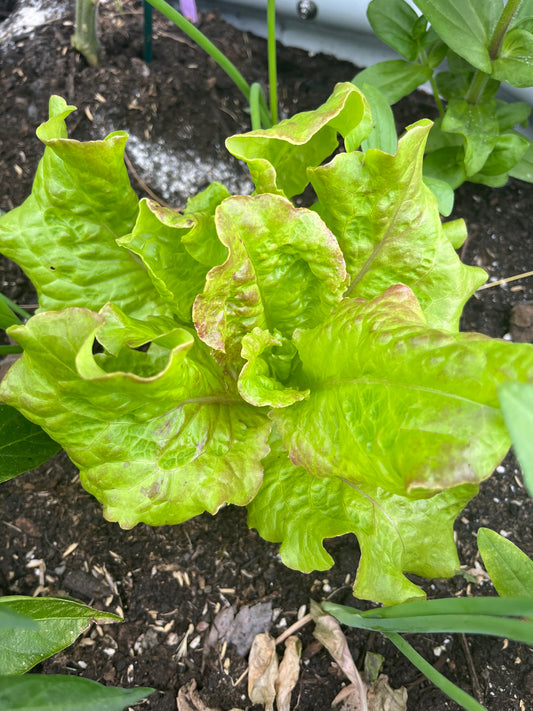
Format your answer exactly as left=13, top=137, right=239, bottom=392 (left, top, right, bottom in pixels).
left=272, top=286, right=533, bottom=498
left=193, top=194, right=347, bottom=361
left=471, top=132, right=530, bottom=178
left=423, top=146, right=467, bottom=190
left=0, top=404, right=61, bottom=483
left=441, top=99, right=500, bottom=176
left=358, top=83, right=398, bottom=155
left=117, top=199, right=210, bottom=324
left=225, top=82, right=372, bottom=197
left=238, top=328, right=309, bottom=408
left=182, top=182, right=231, bottom=267
left=0, top=675, right=152, bottom=711
left=498, top=381, right=533, bottom=496
left=0, top=96, right=168, bottom=319
left=0, top=597, right=121, bottom=674
left=0, top=605, right=37, bottom=631
left=367, top=0, right=422, bottom=61
left=494, top=100, right=531, bottom=132
left=248, top=434, right=477, bottom=605
left=0, top=309, right=270, bottom=528
left=413, top=0, right=500, bottom=73
left=493, top=28, right=533, bottom=87
left=478, top=528, right=533, bottom=597
left=353, top=61, right=432, bottom=105
left=509, top=140, right=533, bottom=182
left=310, top=122, right=485, bottom=331
left=423, top=176, right=454, bottom=216
left=442, top=218, right=468, bottom=249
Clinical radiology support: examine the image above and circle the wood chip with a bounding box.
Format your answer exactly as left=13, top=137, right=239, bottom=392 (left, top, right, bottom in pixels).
left=62, top=542, right=79, bottom=558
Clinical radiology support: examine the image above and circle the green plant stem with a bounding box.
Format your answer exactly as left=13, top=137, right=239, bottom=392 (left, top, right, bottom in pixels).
left=267, top=0, right=278, bottom=125
left=465, top=0, right=523, bottom=104
left=429, top=74, right=445, bottom=116
left=144, top=0, right=271, bottom=127
left=249, top=83, right=263, bottom=130
left=385, top=632, right=487, bottom=711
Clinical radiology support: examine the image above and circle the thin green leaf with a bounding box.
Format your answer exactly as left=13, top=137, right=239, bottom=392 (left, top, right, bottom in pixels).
left=441, top=99, right=500, bottom=176
left=0, top=404, right=61, bottom=483
left=498, top=381, right=533, bottom=496
left=323, top=599, right=533, bottom=644
left=353, top=61, right=432, bottom=105
left=383, top=633, right=487, bottom=711
left=0, top=296, right=21, bottom=329
left=367, top=0, right=422, bottom=61
left=478, top=528, right=533, bottom=597
left=0, top=605, right=37, bottom=631
left=0, top=675, right=152, bottom=711
left=0, top=597, right=121, bottom=674
left=509, top=140, right=533, bottom=182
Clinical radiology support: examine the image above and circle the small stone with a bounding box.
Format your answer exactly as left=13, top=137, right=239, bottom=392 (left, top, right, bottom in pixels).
left=510, top=303, right=533, bottom=343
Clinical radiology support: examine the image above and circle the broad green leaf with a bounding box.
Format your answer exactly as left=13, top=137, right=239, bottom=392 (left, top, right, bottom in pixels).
left=225, top=82, right=372, bottom=197
left=117, top=199, right=210, bottom=324
left=441, top=99, right=500, bottom=176
left=0, top=605, right=37, bottom=631
left=248, top=434, right=477, bottom=605
left=358, top=83, right=398, bottom=155
left=367, top=0, right=422, bottom=61
left=509, top=140, right=533, bottom=181
left=493, top=28, right=533, bottom=87
left=310, top=122, right=486, bottom=331
left=423, top=176, right=454, bottom=216
left=423, top=146, right=467, bottom=190
left=0, top=675, right=152, bottom=711
left=193, top=194, right=347, bottom=361
left=498, top=381, right=533, bottom=496
left=478, top=528, right=533, bottom=597
left=0, top=597, right=121, bottom=674
left=0, top=309, right=270, bottom=528
left=0, top=404, right=61, bottom=483
left=471, top=132, right=530, bottom=177
left=94, top=303, right=180, bottom=357
left=272, top=286, right=533, bottom=498
left=494, top=99, right=531, bottom=132
left=238, top=328, right=309, bottom=408
left=413, top=0, right=500, bottom=73
left=353, top=61, right=432, bottom=105
left=442, top=218, right=468, bottom=249
left=182, top=182, right=231, bottom=267
left=0, top=96, right=168, bottom=320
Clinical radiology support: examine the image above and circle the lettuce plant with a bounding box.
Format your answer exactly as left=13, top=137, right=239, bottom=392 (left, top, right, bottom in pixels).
left=1, top=83, right=533, bottom=606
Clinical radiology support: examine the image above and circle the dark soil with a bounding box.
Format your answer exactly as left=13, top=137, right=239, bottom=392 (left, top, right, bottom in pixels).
left=1, top=2, right=532, bottom=710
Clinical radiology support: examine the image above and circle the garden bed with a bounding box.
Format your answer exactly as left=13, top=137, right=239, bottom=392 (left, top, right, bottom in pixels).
left=0, top=1, right=532, bottom=709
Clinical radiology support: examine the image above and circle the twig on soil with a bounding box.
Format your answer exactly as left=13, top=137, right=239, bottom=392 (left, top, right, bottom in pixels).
left=477, top=270, right=533, bottom=290
left=123, top=151, right=173, bottom=208
left=460, top=633, right=484, bottom=704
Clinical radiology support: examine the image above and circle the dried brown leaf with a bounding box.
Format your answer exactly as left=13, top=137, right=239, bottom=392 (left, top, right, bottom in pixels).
left=310, top=600, right=367, bottom=709
left=276, top=635, right=302, bottom=711
left=367, top=674, right=407, bottom=711
left=248, top=632, right=278, bottom=711
left=177, top=678, right=244, bottom=711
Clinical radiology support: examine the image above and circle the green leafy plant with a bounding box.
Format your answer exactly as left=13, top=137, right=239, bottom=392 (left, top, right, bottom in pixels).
left=0, top=596, right=152, bottom=710
left=1, top=85, right=533, bottom=609
left=354, top=0, right=533, bottom=208
left=324, top=529, right=533, bottom=711
left=498, top=381, right=533, bottom=497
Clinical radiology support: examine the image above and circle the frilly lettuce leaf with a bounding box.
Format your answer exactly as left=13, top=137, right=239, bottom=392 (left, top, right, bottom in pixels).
left=247, top=434, right=477, bottom=605
left=0, top=96, right=168, bottom=319
left=238, top=328, right=309, bottom=408
left=182, top=181, right=231, bottom=267
left=272, top=286, right=533, bottom=497
left=0, top=308, right=270, bottom=528
left=117, top=199, right=209, bottom=324
left=193, top=193, right=347, bottom=361
left=310, top=121, right=487, bottom=331
left=226, top=82, right=372, bottom=197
